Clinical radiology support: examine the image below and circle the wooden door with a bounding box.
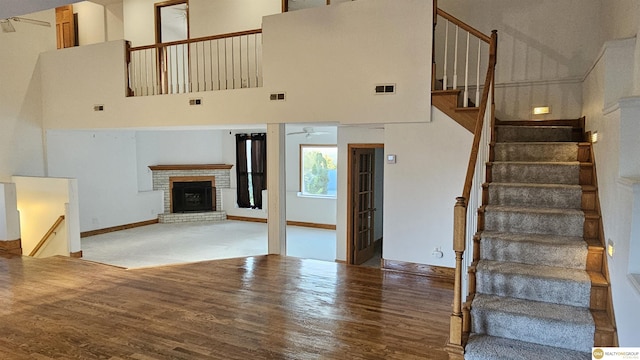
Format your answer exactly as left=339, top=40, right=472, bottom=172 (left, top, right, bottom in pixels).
left=55, top=5, right=75, bottom=49
left=352, top=148, right=376, bottom=265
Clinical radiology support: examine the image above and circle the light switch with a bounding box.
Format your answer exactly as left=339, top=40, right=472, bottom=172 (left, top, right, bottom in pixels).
left=387, top=154, right=396, bottom=164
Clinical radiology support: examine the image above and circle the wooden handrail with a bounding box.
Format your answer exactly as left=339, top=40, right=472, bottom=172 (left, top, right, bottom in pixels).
left=129, top=28, right=262, bottom=51
left=447, top=28, right=497, bottom=356
left=461, top=30, right=497, bottom=201
left=29, top=215, right=65, bottom=257
left=436, top=8, right=491, bottom=44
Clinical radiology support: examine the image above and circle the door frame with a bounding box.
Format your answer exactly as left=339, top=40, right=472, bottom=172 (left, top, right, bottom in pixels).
left=346, top=143, right=384, bottom=265
left=154, top=0, right=190, bottom=94
left=154, top=0, right=190, bottom=44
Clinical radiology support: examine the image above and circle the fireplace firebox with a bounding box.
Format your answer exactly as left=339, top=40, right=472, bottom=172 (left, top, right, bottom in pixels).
left=171, top=181, right=216, bottom=213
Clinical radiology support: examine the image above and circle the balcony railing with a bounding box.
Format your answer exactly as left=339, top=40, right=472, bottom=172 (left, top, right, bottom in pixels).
left=126, top=29, right=263, bottom=97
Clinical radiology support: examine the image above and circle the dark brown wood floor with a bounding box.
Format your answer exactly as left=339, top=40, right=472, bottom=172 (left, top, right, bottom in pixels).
left=0, top=253, right=453, bottom=359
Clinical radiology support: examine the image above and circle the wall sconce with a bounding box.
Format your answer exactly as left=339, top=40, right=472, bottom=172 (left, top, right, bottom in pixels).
left=607, top=239, right=614, bottom=257
left=591, top=131, right=599, bottom=143
left=533, top=106, right=550, bottom=115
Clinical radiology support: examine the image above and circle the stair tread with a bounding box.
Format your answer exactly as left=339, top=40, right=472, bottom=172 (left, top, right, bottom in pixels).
left=494, top=141, right=580, bottom=145
left=490, top=160, right=580, bottom=165
left=496, top=125, right=575, bottom=130
left=588, top=271, right=608, bottom=286
left=484, top=205, right=583, bottom=215
left=465, top=334, right=591, bottom=360
left=472, top=293, right=593, bottom=325
left=487, top=182, right=582, bottom=190
left=432, top=89, right=461, bottom=95
left=456, top=107, right=479, bottom=112
left=477, top=260, right=590, bottom=284
left=480, top=231, right=586, bottom=244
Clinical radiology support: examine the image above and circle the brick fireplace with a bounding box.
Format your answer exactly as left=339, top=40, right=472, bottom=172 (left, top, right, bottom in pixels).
left=149, top=164, right=233, bottom=223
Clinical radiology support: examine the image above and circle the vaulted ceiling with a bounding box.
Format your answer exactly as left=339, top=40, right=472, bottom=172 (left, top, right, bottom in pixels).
left=1, top=0, right=120, bottom=19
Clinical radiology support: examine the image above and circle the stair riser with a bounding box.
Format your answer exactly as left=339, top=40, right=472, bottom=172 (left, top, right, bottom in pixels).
left=480, top=237, right=587, bottom=269
left=471, top=309, right=594, bottom=352
left=494, top=143, right=578, bottom=162
left=496, top=126, right=574, bottom=142
left=476, top=269, right=591, bottom=307
left=488, top=185, right=582, bottom=209
left=484, top=211, right=584, bottom=237
left=491, top=163, right=580, bottom=185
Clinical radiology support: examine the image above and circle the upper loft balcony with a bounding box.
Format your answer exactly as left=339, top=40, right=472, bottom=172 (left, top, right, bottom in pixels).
left=35, top=0, right=433, bottom=130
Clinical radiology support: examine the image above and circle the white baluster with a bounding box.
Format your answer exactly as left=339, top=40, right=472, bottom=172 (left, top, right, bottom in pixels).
left=464, top=32, right=470, bottom=107
left=195, top=42, right=200, bottom=92
left=453, top=25, right=458, bottom=90
left=476, top=39, right=481, bottom=106
left=443, top=19, right=449, bottom=90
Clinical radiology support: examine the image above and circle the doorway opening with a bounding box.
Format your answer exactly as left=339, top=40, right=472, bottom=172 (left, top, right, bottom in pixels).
left=155, top=0, right=189, bottom=94
left=284, top=124, right=338, bottom=262
left=347, top=144, right=384, bottom=266
left=155, top=0, right=189, bottom=43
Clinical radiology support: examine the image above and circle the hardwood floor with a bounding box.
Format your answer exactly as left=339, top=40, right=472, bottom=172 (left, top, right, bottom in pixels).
left=0, top=252, right=453, bottom=359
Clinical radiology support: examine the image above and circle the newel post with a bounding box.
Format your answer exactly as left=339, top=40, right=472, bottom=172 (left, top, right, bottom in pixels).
left=448, top=196, right=467, bottom=350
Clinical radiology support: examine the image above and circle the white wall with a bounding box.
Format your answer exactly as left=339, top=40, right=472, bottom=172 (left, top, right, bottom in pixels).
left=285, top=125, right=337, bottom=225
left=0, top=9, right=54, bottom=182
left=46, top=130, right=163, bottom=232
left=382, top=111, right=472, bottom=266
left=123, top=0, right=280, bottom=47
left=105, top=2, right=124, bottom=41
left=42, top=0, right=434, bottom=130
left=0, top=183, right=21, bottom=241
left=262, top=0, right=432, bottom=125
left=189, top=0, right=280, bottom=38
left=582, top=35, right=640, bottom=347
left=335, top=115, right=471, bottom=265
left=135, top=130, right=225, bottom=191
left=439, top=0, right=603, bottom=120
left=74, top=1, right=106, bottom=45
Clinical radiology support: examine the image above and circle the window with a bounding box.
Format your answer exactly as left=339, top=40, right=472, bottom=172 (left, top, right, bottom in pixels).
left=300, top=145, right=337, bottom=197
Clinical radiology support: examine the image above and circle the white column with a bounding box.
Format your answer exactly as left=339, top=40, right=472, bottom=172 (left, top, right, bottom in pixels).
left=66, top=179, right=82, bottom=254
left=0, top=183, right=21, bottom=241
left=267, top=123, right=286, bottom=255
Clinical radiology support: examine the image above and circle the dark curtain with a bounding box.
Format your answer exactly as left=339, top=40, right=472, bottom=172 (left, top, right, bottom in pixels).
left=250, top=133, right=267, bottom=209
left=235, top=134, right=251, bottom=208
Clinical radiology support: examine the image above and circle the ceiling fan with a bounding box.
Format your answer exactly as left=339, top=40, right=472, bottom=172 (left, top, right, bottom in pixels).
left=1, top=17, right=51, bottom=33
left=286, top=127, right=330, bottom=138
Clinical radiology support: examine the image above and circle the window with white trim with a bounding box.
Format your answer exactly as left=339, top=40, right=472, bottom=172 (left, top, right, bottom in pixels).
left=299, top=144, right=337, bottom=197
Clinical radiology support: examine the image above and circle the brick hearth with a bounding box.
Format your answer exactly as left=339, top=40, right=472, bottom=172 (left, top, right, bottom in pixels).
left=149, top=164, right=233, bottom=223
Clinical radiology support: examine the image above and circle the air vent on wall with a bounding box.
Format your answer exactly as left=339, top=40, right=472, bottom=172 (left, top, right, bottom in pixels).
left=375, top=84, right=396, bottom=94
left=270, top=93, right=286, bottom=101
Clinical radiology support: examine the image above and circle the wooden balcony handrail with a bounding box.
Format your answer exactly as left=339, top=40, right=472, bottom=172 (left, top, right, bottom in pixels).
left=129, top=28, right=262, bottom=52
left=29, top=215, right=65, bottom=257
left=436, top=8, right=491, bottom=44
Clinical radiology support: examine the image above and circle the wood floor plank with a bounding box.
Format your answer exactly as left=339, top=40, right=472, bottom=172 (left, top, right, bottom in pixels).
left=0, top=253, right=452, bottom=359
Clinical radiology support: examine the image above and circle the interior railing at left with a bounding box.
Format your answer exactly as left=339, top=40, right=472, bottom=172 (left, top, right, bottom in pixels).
left=126, top=29, right=263, bottom=97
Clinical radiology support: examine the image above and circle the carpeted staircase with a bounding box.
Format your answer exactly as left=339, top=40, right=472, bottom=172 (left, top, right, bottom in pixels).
left=464, top=121, right=598, bottom=359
